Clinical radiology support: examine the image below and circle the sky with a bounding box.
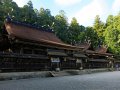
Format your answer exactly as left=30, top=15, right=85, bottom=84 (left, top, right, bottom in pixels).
left=13, top=0, right=120, bottom=26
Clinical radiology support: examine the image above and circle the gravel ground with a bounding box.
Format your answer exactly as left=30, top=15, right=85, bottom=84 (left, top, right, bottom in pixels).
left=0, top=71, right=120, bottom=90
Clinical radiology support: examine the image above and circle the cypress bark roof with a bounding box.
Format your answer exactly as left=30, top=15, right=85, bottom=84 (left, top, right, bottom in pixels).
left=78, top=43, right=113, bottom=56
left=77, top=43, right=91, bottom=51
left=95, top=45, right=107, bottom=53
left=4, top=20, right=83, bottom=50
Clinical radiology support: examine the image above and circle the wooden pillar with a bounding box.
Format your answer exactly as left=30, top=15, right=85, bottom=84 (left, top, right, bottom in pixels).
left=20, top=48, right=23, bottom=54
left=76, top=58, right=83, bottom=70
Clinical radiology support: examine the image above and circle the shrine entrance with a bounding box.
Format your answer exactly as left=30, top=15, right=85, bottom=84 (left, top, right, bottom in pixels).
left=51, top=57, right=60, bottom=71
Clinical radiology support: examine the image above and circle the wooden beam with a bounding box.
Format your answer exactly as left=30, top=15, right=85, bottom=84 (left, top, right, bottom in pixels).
left=14, top=39, right=82, bottom=51
left=0, top=52, right=48, bottom=59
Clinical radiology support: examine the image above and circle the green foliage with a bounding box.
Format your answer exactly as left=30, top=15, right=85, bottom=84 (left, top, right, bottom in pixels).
left=0, top=0, right=20, bottom=31
left=106, top=15, right=113, bottom=27
left=104, top=14, right=120, bottom=54
left=52, top=10, right=68, bottom=43
left=1, top=0, right=120, bottom=55
left=104, top=28, right=120, bottom=54
left=37, top=8, right=54, bottom=29
left=85, top=27, right=99, bottom=48
left=93, top=15, right=105, bottom=44
left=67, top=17, right=81, bottom=44
left=20, top=1, right=37, bottom=23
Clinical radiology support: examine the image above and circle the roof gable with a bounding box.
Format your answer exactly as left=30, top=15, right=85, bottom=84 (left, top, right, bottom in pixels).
left=95, top=45, right=107, bottom=53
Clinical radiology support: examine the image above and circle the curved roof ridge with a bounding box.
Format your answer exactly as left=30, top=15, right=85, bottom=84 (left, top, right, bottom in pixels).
left=95, top=45, right=108, bottom=53
left=5, top=17, right=54, bottom=33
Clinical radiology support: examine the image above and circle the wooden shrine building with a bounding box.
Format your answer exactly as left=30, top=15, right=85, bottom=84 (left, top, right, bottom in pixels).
left=0, top=18, right=86, bottom=72
left=81, top=43, right=114, bottom=69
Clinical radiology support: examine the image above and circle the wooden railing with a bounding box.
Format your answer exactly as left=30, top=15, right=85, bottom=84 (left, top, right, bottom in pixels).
left=0, top=52, right=48, bottom=59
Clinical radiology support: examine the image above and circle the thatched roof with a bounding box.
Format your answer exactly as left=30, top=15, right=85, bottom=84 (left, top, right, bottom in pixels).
left=4, top=19, right=83, bottom=50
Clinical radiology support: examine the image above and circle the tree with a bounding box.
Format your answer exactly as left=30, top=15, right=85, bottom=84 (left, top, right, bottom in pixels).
left=104, top=28, right=120, bottom=54
left=0, top=0, right=20, bottom=33
left=85, top=27, right=99, bottom=48
left=93, top=15, right=105, bottom=44
left=53, top=10, right=68, bottom=43
left=106, top=15, right=113, bottom=27
left=67, top=17, right=81, bottom=44
left=27, top=0, right=33, bottom=9
left=20, top=0, right=37, bottom=23
left=104, top=14, right=120, bottom=54
left=1, top=0, right=20, bottom=19
left=37, top=8, right=54, bottom=29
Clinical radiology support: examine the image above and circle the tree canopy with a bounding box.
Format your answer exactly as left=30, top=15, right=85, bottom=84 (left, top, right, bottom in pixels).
left=1, top=0, right=120, bottom=55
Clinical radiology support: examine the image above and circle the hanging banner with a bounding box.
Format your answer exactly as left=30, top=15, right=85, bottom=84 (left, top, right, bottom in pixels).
left=76, top=59, right=82, bottom=63
left=51, top=57, right=60, bottom=62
